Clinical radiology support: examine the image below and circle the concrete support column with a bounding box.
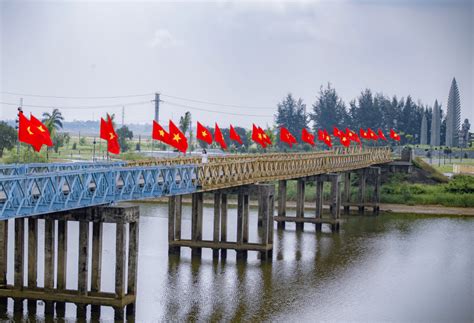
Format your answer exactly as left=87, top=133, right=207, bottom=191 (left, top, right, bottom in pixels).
left=220, top=194, right=228, bottom=259
left=191, top=192, right=203, bottom=257
left=213, top=193, right=221, bottom=258
left=27, top=218, right=38, bottom=312
left=277, top=180, right=287, bottom=230
left=358, top=169, right=367, bottom=215
left=56, top=220, right=68, bottom=317
left=296, top=179, right=305, bottom=231
left=343, top=172, right=351, bottom=214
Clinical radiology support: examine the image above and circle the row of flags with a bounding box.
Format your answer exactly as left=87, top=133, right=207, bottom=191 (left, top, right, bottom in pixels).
left=17, top=111, right=401, bottom=155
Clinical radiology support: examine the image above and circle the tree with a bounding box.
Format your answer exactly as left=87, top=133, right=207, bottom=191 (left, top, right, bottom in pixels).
left=53, top=133, right=70, bottom=153
left=116, top=126, right=133, bottom=152
left=310, top=83, right=347, bottom=132
left=0, top=122, right=16, bottom=158
left=179, top=111, right=192, bottom=149
left=42, top=108, right=64, bottom=135
left=275, top=93, right=308, bottom=147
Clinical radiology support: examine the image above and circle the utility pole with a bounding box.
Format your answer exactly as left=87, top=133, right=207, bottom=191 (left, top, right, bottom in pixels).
left=154, top=93, right=160, bottom=122
left=16, top=98, right=23, bottom=156
left=152, top=93, right=161, bottom=155
left=121, top=106, right=125, bottom=127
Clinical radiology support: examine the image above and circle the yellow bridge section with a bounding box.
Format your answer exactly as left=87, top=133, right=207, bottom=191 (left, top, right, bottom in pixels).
left=128, top=147, right=393, bottom=191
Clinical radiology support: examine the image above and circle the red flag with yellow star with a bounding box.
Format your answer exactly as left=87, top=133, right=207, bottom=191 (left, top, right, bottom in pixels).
left=214, top=123, right=227, bottom=150
left=196, top=122, right=212, bottom=145
left=30, top=114, right=53, bottom=147
left=252, top=124, right=267, bottom=148
left=390, top=129, right=401, bottom=141
left=152, top=120, right=170, bottom=144
left=168, top=120, right=188, bottom=153
left=280, top=127, right=297, bottom=147
left=339, top=131, right=351, bottom=147
left=229, top=124, right=243, bottom=145
left=18, top=112, right=45, bottom=152
left=100, top=115, right=120, bottom=154
left=302, top=128, right=315, bottom=146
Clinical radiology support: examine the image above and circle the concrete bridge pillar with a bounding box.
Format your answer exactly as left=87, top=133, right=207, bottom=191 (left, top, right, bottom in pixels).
left=0, top=204, right=140, bottom=321
left=274, top=174, right=342, bottom=232
left=168, top=184, right=274, bottom=261
left=342, top=167, right=381, bottom=215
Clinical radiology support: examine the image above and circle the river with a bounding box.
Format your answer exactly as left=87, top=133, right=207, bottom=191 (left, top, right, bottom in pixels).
left=2, top=203, right=473, bottom=322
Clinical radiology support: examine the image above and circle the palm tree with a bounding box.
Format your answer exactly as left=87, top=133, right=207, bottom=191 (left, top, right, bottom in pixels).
left=42, top=108, right=64, bottom=134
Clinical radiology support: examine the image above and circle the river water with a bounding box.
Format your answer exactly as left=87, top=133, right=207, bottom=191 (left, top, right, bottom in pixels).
left=2, top=203, right=473, bottom=322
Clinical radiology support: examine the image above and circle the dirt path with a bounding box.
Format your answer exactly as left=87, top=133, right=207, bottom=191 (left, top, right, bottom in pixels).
left=138, top=198, right=474, bottom=216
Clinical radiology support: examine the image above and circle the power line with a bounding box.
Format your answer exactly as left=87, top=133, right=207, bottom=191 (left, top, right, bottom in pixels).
left=2, top=90, right=276, bottom=110
left=160, top=93, right=275, bottom=110
left=0, top=100, right=152, bottom=110
left=162, top=100, right=274, bottom=117
left=0, top=91, right=154, bottom=99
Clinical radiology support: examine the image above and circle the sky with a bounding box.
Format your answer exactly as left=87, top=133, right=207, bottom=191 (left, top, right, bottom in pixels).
left=1, top=0, right=473, bottom=128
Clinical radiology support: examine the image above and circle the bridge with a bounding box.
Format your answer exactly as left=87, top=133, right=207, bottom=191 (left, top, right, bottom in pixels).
left=0, top=147, right=393, bottom=320
left=0, top=147, right=391, bottom=219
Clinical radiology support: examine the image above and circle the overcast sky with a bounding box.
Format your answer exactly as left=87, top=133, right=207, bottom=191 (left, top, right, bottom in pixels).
left=1, top=0, right=472, bottom=128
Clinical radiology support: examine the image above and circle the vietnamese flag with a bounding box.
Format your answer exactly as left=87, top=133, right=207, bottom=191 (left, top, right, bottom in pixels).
left=323, top=129, right=332, bottom=147
left=152, top=120, right=170, bottom=144
left=252, top=124, right=267, bottom=148
left=359, top=128, right=370, bottom=140
left=168, top=120, right=188, bottom=153
left=229, top=125, right=242, bottom=145
left=339, top=131, right=351, bottom=147
left=333, top=126, right=343, bottom=138
left=378, top=128, right=387, bottom=141
left=100, top=115, right=120, bottom=154
left=390, top=129, right=401, bottom=141
left=261, top=127, right=272, bottom=146
left=367, top=128, right=378, bottom=140
left=302, top=128, right=315, bottom=146
left=317, top=129, right=325, bottom=141
left=214, top=123, right=227, bottom=150
left=30, top=114, right=53, bottom=147
left=196, top=122, right=212, bottom=145
left=346, top=128, right=361, bottom=145
left=18, top=112, right=43, bottom=152
left=280, top=127, right=297, bottom=147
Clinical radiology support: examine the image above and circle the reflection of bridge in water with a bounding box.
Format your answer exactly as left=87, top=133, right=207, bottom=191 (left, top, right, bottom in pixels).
left=0, top=147, right=392, bottom=321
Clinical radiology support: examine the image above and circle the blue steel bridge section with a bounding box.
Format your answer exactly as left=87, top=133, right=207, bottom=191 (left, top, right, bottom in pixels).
left=0, top=162, right=198, bottom=219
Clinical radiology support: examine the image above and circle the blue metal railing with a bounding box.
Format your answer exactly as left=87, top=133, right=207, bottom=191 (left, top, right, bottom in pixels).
left=0, top=164, right=198, bottom=219
left=0, top=161, right=127, bottom=176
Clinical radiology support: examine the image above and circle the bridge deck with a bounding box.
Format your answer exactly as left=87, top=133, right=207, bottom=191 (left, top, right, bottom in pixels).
left=0, top=147, right=392, bottom=219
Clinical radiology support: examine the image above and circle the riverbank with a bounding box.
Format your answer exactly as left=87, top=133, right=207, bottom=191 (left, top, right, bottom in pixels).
left=137, top=198, right=474, bottom=216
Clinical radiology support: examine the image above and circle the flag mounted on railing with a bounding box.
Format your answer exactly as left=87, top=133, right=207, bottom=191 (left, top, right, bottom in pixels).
left=323, top=129, right=332, bottom=147
left=333, top=126, right=342, bottom=138
left=214, top=123, right=227, bottom=150
left=377, top=128, right=387, bottom=141
left=197, top=122, right=212, bottom=145
left=339, top=131, right=350, bottom=147
left=367, top=128, right=378, bottom=140
left=302, top=128, right=315, bottom=146
left=168, top=120, right=188, bottom=153
left=18, top=112, right=53, bottom=152
left=252, top=124, right=267, bottom=148
left=152, top=120, right=170, bottom=144
left=390, top=129, right=401, bottom=141
left=346, top=128, right=361, bottom=146
left=280, top=127, right=297, bottom=147
left=100, top=114, right=120, bottom=154
left=229, top=125, right=243, bottom=145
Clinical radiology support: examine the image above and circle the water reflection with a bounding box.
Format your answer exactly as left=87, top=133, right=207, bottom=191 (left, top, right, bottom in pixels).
left=1, top=203, right=472, bottom=322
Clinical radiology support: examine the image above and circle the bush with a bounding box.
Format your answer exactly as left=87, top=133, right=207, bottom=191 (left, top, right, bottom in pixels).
left=4, top=149, right=47, bottom=164
left=445, top=175, right=474, bottom=194
left=72, top=143, right=77, bottom=150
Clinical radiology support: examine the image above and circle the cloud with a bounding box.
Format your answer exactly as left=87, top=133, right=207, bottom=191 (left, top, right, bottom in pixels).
left=148, top=29, right=176, bottom=48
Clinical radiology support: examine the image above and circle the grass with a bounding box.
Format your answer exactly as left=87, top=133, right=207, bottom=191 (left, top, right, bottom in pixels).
left=412, top=157, right=449, bottom=183
left=379, top=174, right=474, bottom=207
